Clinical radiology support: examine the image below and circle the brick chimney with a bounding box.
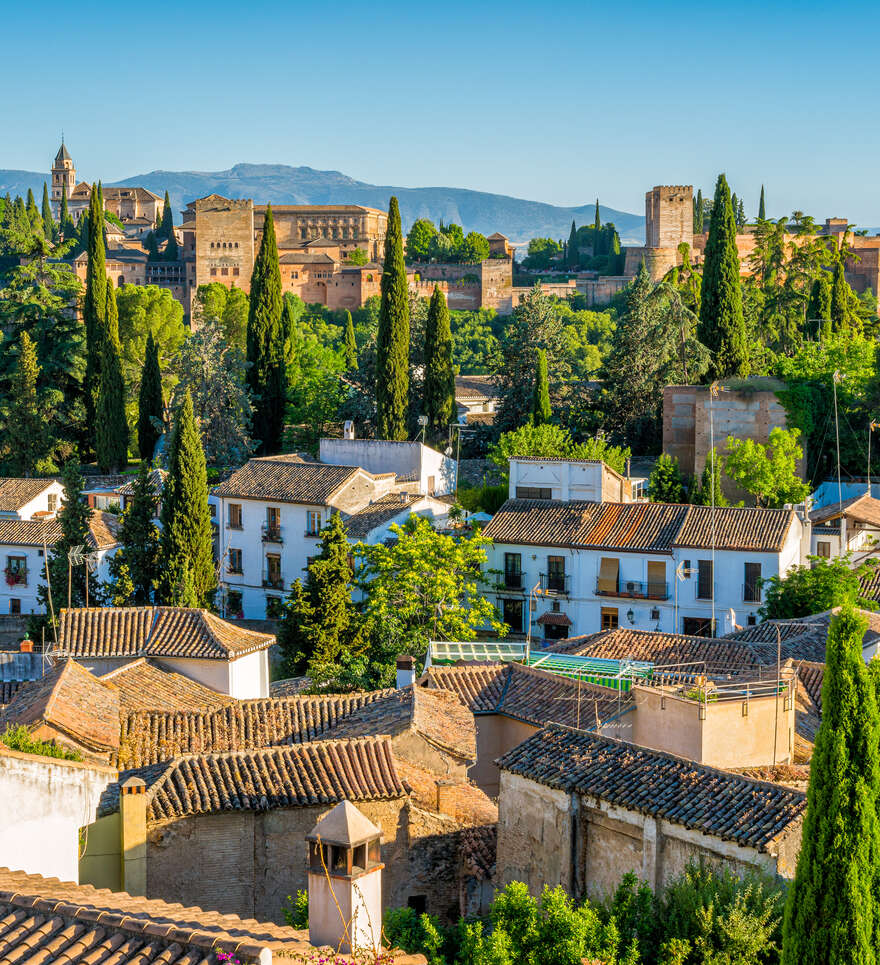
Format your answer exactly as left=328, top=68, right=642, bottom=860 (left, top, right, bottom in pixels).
left=19, top=639, right=33, bottom=653
left=120, top=776, right=147, bottom=896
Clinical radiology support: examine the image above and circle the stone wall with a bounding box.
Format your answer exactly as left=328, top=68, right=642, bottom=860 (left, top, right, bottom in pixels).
left=0, top=746, right=116, bottom=883
left=646, top=186, right=693, bottom=250
left=192, top=197, right=255, bottom=293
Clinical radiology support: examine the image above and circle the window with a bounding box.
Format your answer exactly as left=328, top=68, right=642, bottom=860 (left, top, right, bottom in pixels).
left=233, top=267, right=240, bottom=276
left=597, top=557, right=619, bottom=595
left=267, top=506, right=281, bottom=528
left=5, top=556, right=26, bottom=586
left=743, top=562, right=762, bottom=602
left=515, top=486, right=552, bottom=500
left=427, top=475, right=436, bottom=496
left=47, top=494, right=58, bottom=513
left=221, top=267, right=229, bottom=276
left=697, top=560, right=713, bottom=600
left=306, top=510, right=322, bottom=536
left=227, top=548, right=243, bottom=573
left=264, top=553, right=282, bottom=589
left=9, top=599, right=20, bottom=615
left=210, top=267, right=217, bottom=276
left=816, top=541, right=831, bottom=558
left=683, top=616, right=714, bottom=637
left=266, top=596, right=283, bottom=619
left=546, top=556, right=566, bottom=593
left=504, top=553, right=522, bottom=588
left=647, top=561, right=666, bottom=599
left=503, top=598, right=523, bottom=634
left=544, top=622, right=568, bottom=641
left=226, top=590, right=243, bottom=617
left=407, top=896, right=427, bottom=915
left=227, top=503, right=242, bottom=529
left=601, top=607, right=619, bottom=630
left=747, top=613, right=757, bottom=626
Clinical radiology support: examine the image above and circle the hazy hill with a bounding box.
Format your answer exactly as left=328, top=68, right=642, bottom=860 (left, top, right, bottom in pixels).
left=0, top=162, right=645, bottom=245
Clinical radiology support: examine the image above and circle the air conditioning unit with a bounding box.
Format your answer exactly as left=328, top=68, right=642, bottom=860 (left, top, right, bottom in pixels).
left=626, top=581, right=638, bottom=594
left=650, top=608, right=660, bottom=621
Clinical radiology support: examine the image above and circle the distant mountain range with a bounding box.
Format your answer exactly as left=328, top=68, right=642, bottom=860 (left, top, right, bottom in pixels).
left=0, top=162, right=646, bottom=246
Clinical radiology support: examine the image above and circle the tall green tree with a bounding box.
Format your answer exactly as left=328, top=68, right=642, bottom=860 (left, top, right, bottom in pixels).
left=593, top=198, right=601, bottom=235
left=107, top=460, right=160, bottom=605
left=158, top=191, right=173, bottom=240
left=691, top=448, right=728, bottom=506
left=83, top=184, right=106, bottom=454
left=59, top=184, right=74, bottom=239
left=567, top=220, right=578, bottom=268
left=95, top=283, right=129, bottom=472
left=1, top=332, right=56, bottom=475
left=532, top=348, right=551, bottom=426
left=159, top=391, right=215, bottom=606
left=724, top=427, right=810, bottom=508
left=376, top=196, right=410, bottom=440
left=698, top=174, right=749, bottom=379
left=137, top=332, right=164, bottom=462
left=758, top=185, right=766, bottom=220
left=648, top=453, right=686, bottom=503
left=423, top=286, right=455, bottom=439
left=40, top=183, right=54, bottom=241
left=343, top=310, right=358, bottom=371
left=694, top=188, right=704, bottom=233
left=807, top=274, right=832, bottom=340
left=25, top=189, right=42, bottom=237
left=277, top=513, right=364, bottom=686
left=830, top=260, right=850, bottom=332
left=781, top=606, right=880, bottom=964
left=246, top=204, right=286, bottom=454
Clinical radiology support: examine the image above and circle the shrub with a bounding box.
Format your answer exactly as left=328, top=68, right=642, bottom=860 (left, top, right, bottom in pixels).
left=0, top=724, right=82, bottom=761
left=382, top=907, right=445, bottom=965
left=282, top=890, right=309, bottom=929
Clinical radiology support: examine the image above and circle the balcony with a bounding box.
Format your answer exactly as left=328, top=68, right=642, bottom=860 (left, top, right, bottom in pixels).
left=502, top=571, right=523, bottom=590
left=540, top=572, right=570, bottom=595
left=743, top=583, right=762, bottom=604
left=262, top=574, right=284, bottom=590
left=3, top=569, right=27, bottom=587
left=595, top=579, right=670, bottom=601
left=261, top=524, right=283, bottom=543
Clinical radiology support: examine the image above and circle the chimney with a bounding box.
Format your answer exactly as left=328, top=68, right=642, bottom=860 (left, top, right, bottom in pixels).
left=343, top=420, right=355, bottom=440
left=120, top=777, right=147, bottom=896
left=435, top=780, right=458, bottom=818
left=396, top=655, right=416, bottom=689
left=19, top=639, right=33, bottom=653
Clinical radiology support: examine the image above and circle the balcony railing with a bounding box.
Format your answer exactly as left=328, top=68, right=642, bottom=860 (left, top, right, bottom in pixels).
left=262, top=574, right=284, bottom=589
left=4, top=570, right=27, bottom=587
left=502, top=571, right=523, bottom=589
left=226, top=521, right=243, bottom=530
left=540, top=572, right=570, bottom=595
left=743, top=583, right=762, bottom=604
left=595, top=579, right=669, bottom=601
left=261, top=524, right=283, bottom=543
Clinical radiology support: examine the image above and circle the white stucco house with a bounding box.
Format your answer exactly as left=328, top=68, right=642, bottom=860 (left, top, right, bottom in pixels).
left=53, top=606, right=273, bottom=699
left=343, top=492, right=451, bottom=545
left=482, top=498, right=808, bottom=640
left=0, top=478, right=65, bottom=521
left=508, top=457, right=633, bottom=503
left=319, top=438, right=457, bottom=496
left=213, top=454, right=401, bottom=620
left=809, top=493, right=880, bottom=560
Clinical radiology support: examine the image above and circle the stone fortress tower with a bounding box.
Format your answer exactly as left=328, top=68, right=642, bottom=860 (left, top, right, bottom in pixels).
left=624, top=185, right=693, bottom=281
left=50, top=141, right=76, bottom=220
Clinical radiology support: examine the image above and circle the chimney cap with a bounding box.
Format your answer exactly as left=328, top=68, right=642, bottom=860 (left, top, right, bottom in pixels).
left=307, top=800, right=381, bottom=847
left=396, top=655, right=416, bottom=670
left=19, top=639, right=34, bottom=653
left=121, top=776, right=146, bottom=795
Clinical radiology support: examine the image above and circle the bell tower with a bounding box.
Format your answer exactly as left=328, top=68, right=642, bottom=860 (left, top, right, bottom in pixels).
left=51, top=139, right=76, bottom=219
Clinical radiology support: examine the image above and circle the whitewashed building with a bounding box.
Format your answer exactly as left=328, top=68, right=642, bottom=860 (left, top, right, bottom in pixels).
left=482, top=499, right=807, bottom=640
left=508, top=457, right=633, bottom=503
left=319, top=438, right=457, bottom=496
left=213, top=455, right=400, bottom=620
left=809, top=493, right=880, bottom=559
left=54, top=606, right=273, bottom=699
left=344, top=492, right=451, bottom=545
left=0, top=478, right=65, bottom=521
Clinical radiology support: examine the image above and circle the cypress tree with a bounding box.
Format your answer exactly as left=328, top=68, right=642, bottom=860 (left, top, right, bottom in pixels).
left=40, top=182, right=54, bottom=240
left=567, top=220, right=578, bottom=268
left=423, top=286, right=455, bottom=439
left=648, top=453, right=686, bottom=503
left=697, top=174, right=749, bottom=379
left=159, top=191, right=173, bottom=240
left=145, top=231, right=159, bottom=262
left=737, top=197, right=746, bottom=229
left=593, top=198, right=601, bottom=234
left=163, top=229, right=178, bottom=262
left=731, top=192, right=739, bottom=223
left=376, top=196, right=410, bottom=440
left=137, top=332, right=164, bottom=461
left=781, top=606, right=880, bottom=964
left=758, top=185, right=766, bottom=220
left=694, top=189, right=704, bottom=234
left=808, top=274, right=832, bottom=341
left=59, top=184, right=72, bottom=239
left=246, top=204, right=286, bottom=454
left=691, top=448, right=727, bottom=506
left=109, top=459, right=160, bottom=605
left=95, top=283, right=129, bottom=472
left=159, top=390, right=215, bottom=607
left=608, top=230, right=622, bottom=273
left=343, top=311, right=358, bottom=372
left=830, top=261, right=850, bottom=332
left=4, top=332, right=53, bottom=477
left=532, top=348, right=551, bottom=426
left=83, top=184, right=106, bottom=454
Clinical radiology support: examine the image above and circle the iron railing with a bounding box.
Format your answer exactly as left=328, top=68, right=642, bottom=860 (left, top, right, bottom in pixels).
left=540, top=572, right=570, bottom=594
left=595, top=579, right=669, bottom=601
left=262, top=523, right=283, bottom=543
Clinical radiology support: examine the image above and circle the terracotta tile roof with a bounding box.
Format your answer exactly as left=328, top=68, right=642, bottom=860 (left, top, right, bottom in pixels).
left=270, top=675, right=312, bottom=696
left=860, top=565, right=880, bottom=603
left=100, top=659, right=234, bottom=713
left=726, top=610, right=880, bottom=665
left=0, top=659, right=119, bottom=752
left=0, top=867, right=317, bottom=963
left=56, top=607, right=274, bottom=662
left=345, top=493, right=422, bottom=538
left=141, top=737, right=406, bottom=821
left=325, top=686, right=476, bottom=762
left=795, top=660, right=825, bottom=711
left=0, top=510, right=119, bottom=550
left=114, top=469, right=167, bottom=497
left=455, top=376, right=498, bottom=401
left=483, top=499, right=795, bottom=553
left=0, top=478, right=55, bottom=512
left=213, top=457, right=360, bottom=504
left=115, top=691, right=394, bottom=768
left=459, top=825, right=497, bottom=881
left=553, top=628, right=762, bottom=676
left=499, top=723, right=805, bottom=851
left=422, top=663, right=628, bottom=731
left=0, top=680, right=22, bottom=704
left=466, top=412, right=497, bottom=425
left=811, top=493, right=880, bottom=528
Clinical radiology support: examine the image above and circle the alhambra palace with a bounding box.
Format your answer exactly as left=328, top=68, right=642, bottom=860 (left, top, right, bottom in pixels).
left=51, top=145, right=880, bottom=318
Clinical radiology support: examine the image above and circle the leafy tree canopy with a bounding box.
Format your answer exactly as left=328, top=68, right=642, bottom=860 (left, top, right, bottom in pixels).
left=723, top=427, right=810, bottom=508
left=760, top=554, right=877, bottom=619
left=489, top=422, right=630, bottom=476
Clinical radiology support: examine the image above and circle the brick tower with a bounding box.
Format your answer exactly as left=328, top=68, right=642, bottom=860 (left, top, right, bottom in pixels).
left=51, top=140, right=76, bottom=220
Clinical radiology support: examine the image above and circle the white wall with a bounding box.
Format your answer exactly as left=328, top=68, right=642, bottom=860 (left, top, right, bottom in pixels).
left=16, top=481, right=65, bottom=521
left=0, top=746, right=116, bottom=883
left=228, top=650, right=270, bottom=699
left=508, top=460, right=605, bottom=502
left=319, top=439, right=456, bottom=496
left=0, top=544, right=117, bottom=616
left=360, top=498, right=450, bottom=545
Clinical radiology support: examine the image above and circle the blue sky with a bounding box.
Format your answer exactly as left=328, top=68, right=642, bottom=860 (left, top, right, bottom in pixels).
left=4, top=0, right=879, bottom=223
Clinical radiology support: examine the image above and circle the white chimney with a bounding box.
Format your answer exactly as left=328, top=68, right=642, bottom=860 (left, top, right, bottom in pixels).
left=396, top=655, right=416, bottom=689
left=343, top=420, right=355, bottom=440
left=307, top=801, right=383, bottom=955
